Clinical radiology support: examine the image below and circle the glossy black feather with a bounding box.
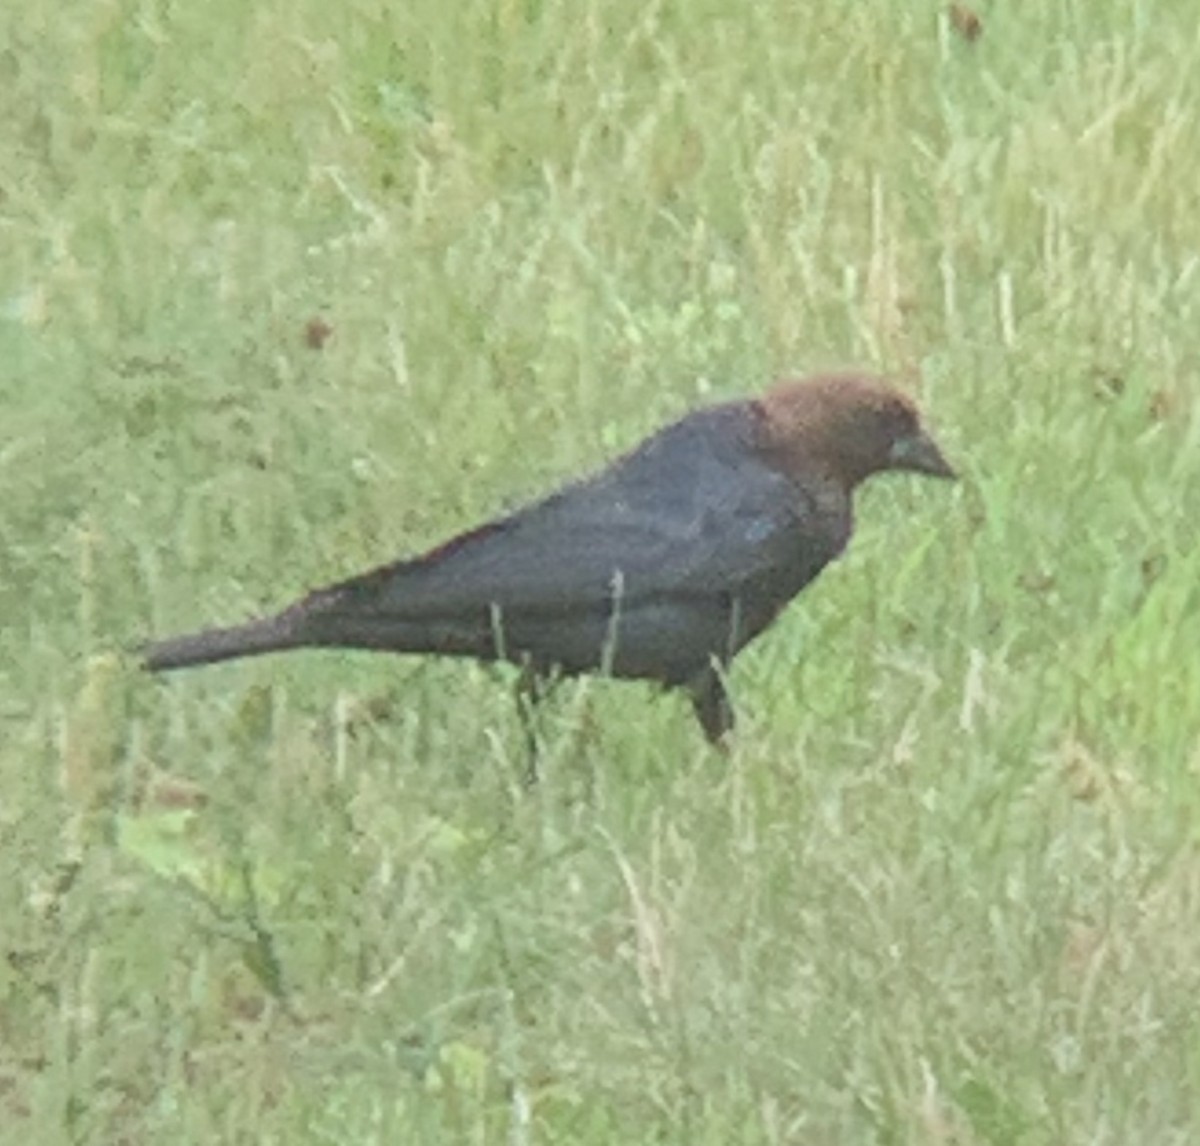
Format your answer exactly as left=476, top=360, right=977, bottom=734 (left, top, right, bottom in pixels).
left=281, top=404, right=848, bottom=684
left=141, top=374, right=954, bottom=742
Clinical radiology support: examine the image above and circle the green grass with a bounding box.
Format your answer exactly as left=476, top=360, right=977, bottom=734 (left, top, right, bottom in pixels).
left=4, top=0, right=1200, bottom=1140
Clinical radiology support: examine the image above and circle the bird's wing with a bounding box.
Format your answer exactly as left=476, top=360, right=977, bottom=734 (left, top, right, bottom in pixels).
left=318, top=407, right=848, bottom=620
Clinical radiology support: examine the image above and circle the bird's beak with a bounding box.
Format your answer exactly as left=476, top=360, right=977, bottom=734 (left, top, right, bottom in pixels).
left=888, top=429, right=956, bottom=479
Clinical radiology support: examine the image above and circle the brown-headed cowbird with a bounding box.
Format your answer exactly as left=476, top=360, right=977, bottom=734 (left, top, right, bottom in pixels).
left=142, top=373, right=955, bottom=741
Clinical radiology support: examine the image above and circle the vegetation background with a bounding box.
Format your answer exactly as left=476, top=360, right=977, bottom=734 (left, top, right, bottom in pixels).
left=3, top=0, right=1199, bottom=1141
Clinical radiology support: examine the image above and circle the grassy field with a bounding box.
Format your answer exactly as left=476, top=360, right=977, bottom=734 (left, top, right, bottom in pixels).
left=3, top=0, right=1200, bottom=1141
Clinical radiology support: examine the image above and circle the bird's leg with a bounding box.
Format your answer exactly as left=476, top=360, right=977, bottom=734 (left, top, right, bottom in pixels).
left=688, top=664, right=735, bottom=748
left=514, top=664, right=556, bottom=786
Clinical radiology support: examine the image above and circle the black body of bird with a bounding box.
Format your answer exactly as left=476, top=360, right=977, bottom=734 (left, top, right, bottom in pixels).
left=141, top=373, right=955, bottom=741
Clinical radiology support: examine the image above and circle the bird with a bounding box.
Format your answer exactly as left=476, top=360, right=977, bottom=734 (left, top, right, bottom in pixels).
left=141, top=372, right=955, bottom=743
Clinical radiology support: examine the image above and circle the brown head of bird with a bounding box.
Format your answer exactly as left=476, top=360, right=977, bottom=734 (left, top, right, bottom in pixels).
left=757, top=372, right=956, bottom=489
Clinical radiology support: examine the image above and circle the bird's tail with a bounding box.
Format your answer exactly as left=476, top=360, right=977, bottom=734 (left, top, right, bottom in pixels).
left=141, top=611, right=306, bottom=672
